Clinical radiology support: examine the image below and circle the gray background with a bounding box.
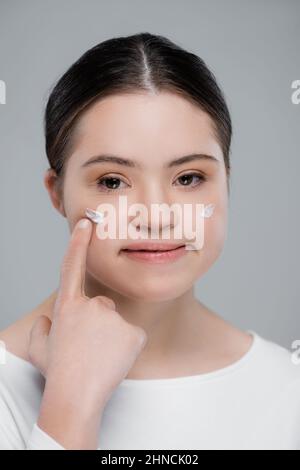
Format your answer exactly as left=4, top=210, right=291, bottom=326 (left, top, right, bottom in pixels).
left=0, top=0, right=299, bottom=349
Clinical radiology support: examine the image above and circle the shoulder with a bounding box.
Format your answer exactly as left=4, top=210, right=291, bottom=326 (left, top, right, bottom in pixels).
left=246, top=332, right=300, bottom=449
left=0, top=309, right=46, bottom=409
left=0, top=330, right=43, bottom=394
left=253, top=331, right=300, bottom=383
left=0, top=290, right=57, bottom=363
left=0, top=336, right=44, bottom=450
left=0, top=317, right=31, bottom=363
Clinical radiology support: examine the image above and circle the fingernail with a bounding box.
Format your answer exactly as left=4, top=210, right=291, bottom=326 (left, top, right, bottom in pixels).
left=78, top=218, right=89, bottom=229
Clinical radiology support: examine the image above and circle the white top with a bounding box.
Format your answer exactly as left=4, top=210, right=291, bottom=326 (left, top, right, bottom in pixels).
left=0, top=329, right=300, bottom=450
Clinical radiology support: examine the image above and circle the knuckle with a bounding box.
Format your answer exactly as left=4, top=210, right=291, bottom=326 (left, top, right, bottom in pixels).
left=92, top=296, right=116, bottom=311
left=100, top=297, right=116, bottom=310
left=89, top=296, right=105, bottom=308
left=128, top=325, right=147, bottom=346
left=136, top=328, right=147, bottom=347
left=60, top=258, right=74, bottom=276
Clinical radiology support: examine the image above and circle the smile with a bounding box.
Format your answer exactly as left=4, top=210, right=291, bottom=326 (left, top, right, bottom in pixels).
left=121, top=244, right=187, bottom=264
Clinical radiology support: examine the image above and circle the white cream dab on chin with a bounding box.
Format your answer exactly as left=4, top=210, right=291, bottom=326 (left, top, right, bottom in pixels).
left=85, top=208, right=105, bottom=224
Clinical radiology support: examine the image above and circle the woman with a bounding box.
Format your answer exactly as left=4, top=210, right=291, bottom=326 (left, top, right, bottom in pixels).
left=0, top=32, right=299, bottom=450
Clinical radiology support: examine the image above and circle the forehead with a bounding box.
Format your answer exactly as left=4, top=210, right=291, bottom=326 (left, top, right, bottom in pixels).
left=70, top=91, right=223, bottom=167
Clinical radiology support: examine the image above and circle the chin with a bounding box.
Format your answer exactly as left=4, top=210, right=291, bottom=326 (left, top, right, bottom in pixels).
left=116, top=277, right=193, bottom=303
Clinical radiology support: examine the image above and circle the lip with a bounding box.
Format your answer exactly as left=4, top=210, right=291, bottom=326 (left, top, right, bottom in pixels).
left=122, top=242, right=185, bottom=251
left=121, top=242, right=187, bottom=264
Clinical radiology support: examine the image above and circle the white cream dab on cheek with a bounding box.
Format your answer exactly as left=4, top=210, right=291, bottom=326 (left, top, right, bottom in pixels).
left=200, top=203, right=215, bottom=218
left=85, top=208, right=105, bottom=224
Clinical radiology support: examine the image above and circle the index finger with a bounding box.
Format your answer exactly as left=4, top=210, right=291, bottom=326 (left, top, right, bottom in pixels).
left=57, top=217, right=93, bottom=302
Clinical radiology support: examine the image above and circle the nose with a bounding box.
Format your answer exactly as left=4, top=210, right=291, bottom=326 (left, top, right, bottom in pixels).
left=135, top=207, right=176, bottom=237
left=130, top=188, right=177, bottom=237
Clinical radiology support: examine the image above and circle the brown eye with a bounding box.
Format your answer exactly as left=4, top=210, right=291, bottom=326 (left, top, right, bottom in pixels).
left=174, top=172, right=206, bottom=188
left=96, top=176, right=129, bottom=192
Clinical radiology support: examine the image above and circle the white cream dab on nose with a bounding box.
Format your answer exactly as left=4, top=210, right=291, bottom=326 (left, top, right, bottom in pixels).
left=85, top=208, right=104, bottom=224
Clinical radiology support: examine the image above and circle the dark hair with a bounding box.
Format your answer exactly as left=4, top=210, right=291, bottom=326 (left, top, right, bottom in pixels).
left=44, top=32, right=232, bottom=193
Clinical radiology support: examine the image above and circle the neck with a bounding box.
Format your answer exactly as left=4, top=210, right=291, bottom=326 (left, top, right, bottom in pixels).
left=83, top=272, right=207, bottom=359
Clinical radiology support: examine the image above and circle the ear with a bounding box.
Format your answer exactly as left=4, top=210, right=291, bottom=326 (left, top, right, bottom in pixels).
left=44, top=168, right=66, bottom=217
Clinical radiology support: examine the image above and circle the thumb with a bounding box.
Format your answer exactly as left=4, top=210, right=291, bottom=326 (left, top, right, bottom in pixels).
left=28, top=315, right=52, bottom=376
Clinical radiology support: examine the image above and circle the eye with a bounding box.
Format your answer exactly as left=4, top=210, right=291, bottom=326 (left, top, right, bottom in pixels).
left=173, top=172, right=207, bottom=189
left=96, top=175, right=130, bottom=192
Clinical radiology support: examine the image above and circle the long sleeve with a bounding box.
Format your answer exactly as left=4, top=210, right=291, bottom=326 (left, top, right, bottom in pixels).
left=26, top=423, right=65, bottom=450
left=25, top=423, right=103, bottom=450
left=0, top=371, right=65, bottom=449
left=0, top=389, right=64, bottom=449
left=0, top=381, right=101, bottom=450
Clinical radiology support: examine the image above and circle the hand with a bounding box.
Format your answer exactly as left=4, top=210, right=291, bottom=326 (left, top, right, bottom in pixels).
left=27, top=218, right=147, bottom=448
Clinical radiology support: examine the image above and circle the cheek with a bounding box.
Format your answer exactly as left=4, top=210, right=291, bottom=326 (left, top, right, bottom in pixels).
left=205, top=210, right=227, bottom=254
left=86, top=229, right=117, bottom=273
left=62, top=176, right=101, bottom=231
left=201, top=178, right=229, bottom=256
left=64, top=198, right=91, bottom=233
left=199, top=207, right=228, bottom=271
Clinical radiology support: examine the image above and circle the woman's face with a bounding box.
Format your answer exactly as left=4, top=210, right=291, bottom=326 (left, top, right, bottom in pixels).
left=46, top=91, right=229, bottom=301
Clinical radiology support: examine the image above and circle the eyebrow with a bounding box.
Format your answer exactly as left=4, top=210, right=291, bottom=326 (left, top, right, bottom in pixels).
left=81, top=153, right=220, bottom=169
